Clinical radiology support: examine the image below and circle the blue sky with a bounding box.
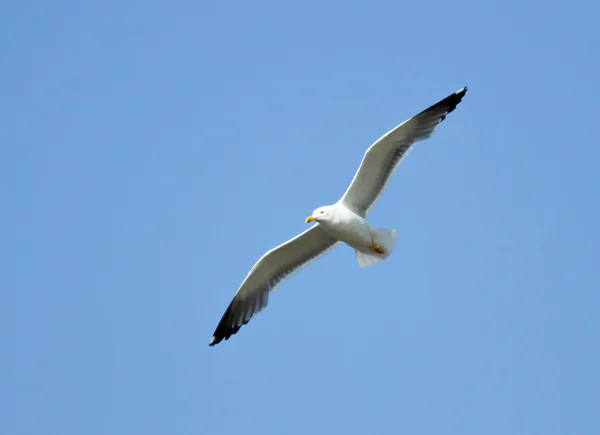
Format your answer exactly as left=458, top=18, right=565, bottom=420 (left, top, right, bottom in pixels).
left=2, top=0, right=599, bottom=434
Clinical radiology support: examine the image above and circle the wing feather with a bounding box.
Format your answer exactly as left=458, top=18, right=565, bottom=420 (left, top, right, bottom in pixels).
left=339, top=87, right=468, bottom=215
left=209, top=225, right=338, bottom=346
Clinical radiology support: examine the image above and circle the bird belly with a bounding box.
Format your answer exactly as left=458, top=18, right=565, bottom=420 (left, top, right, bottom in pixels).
left=320, top=216, right=373, bottom=252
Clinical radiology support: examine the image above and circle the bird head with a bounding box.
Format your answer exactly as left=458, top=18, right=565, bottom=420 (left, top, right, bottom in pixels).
left=305, top=206, right=332, bottom=223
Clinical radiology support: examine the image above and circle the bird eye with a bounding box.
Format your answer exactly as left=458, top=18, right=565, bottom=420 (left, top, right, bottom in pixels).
left=320, top=210, right=324, bottom=214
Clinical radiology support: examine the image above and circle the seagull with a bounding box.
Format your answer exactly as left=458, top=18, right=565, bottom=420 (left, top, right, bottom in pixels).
left=209, top=87, right=468, bottom=346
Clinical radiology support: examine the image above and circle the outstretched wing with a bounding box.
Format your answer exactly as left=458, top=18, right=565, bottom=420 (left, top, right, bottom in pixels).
left=339, top=87, right=467, bottom=216
left=209, top=225, right=338, bottom=346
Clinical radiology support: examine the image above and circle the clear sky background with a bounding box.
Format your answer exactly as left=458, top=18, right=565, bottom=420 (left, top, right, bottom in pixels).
left=2, top=1, right=599, bottom=434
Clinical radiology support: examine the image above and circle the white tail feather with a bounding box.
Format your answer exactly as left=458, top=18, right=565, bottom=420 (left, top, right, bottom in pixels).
left=355, top=250, right=385, bottom=267
left=355, top=227, right=398, bottom=268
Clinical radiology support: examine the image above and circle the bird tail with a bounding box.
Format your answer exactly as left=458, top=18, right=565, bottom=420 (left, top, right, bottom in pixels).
left=355, top=227, right=398, bottom=268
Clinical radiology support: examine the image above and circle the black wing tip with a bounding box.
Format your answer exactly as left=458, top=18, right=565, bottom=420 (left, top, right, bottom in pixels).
left=208, top=327, right=242, bottom=347
left=208, top=301, right=249, bottom=347
left=444, top=86, right=468, bottom=114
left=208, top=335, right=227, bottom=346
left=418, top=85, right=468, bottom=121
left=208, top=322, right=246, bottom=347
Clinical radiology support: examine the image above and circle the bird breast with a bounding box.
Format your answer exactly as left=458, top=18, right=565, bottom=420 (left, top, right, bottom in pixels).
left=319, top=207, right=372, bottom=248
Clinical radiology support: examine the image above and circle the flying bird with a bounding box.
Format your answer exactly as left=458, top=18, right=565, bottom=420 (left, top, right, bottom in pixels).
left=209, top=87, right=468, bottom=346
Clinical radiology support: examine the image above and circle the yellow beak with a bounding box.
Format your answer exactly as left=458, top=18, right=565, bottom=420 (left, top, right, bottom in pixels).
left=305, top=215, right=316, bottom=223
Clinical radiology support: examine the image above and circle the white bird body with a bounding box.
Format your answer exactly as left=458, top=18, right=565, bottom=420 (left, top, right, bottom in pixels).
left=209, top=87, right=468, bottom=346
left=309, top=203, right=398, bottom=267
left=312, top=204, right=371, bottom=251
